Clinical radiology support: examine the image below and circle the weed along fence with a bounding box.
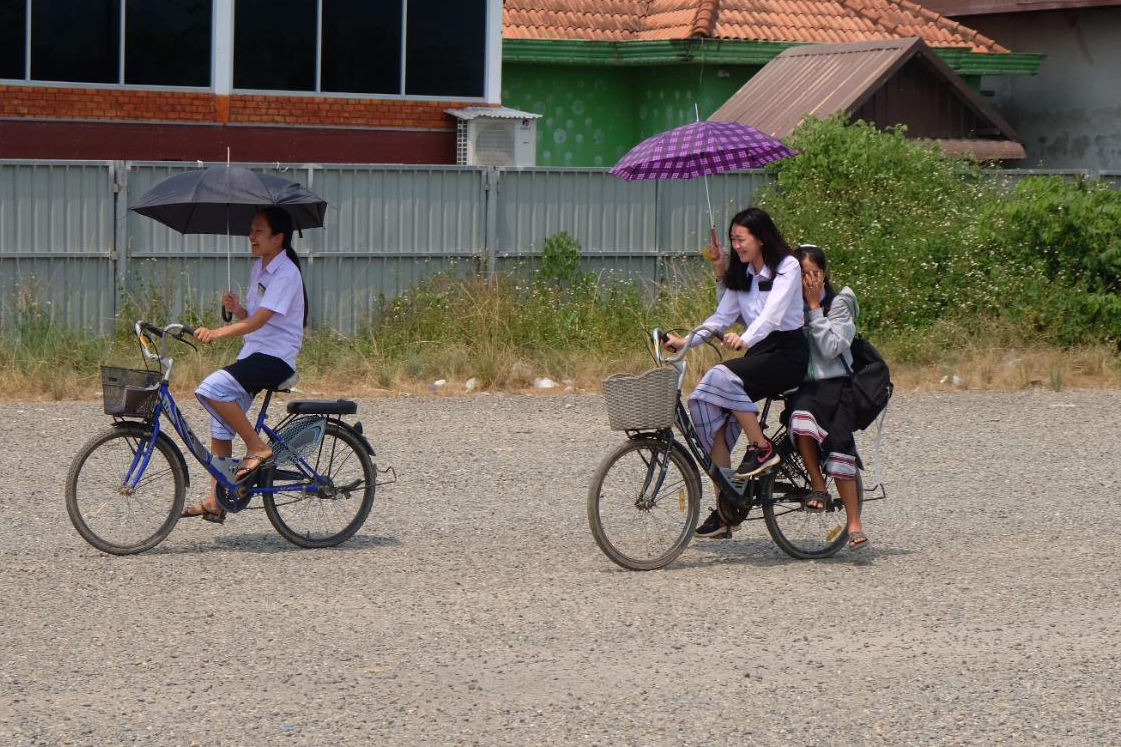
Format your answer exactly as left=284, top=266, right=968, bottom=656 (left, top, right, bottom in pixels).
left=1, top=160, right=1117, bottom=335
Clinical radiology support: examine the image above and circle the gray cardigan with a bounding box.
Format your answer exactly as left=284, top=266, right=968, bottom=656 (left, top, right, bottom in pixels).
left=805, top=286, right=858, bottom=382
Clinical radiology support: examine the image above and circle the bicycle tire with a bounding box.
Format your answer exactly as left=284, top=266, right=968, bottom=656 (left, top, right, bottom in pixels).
left=587, top=438, right=702, bottom=571
left=66, top=424, right=186, bottom=555
left=763, top=471, right=863, bottom=560
left=263, top=421, right=375, bottom=548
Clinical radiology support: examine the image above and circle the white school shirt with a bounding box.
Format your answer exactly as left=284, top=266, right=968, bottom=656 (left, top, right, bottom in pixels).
left=692, top=254, right=804, bottom=348
left=238, top=251, right=305, bottom=370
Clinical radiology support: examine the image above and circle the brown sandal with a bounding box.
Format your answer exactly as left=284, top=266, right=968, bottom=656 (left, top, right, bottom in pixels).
left=803, top=490, right=830, bottom=513
left=234, top=453, right=274, bottom=483
left=848, top=531, right=869, bottom=550
left=180, top=500, right=226, bottom=524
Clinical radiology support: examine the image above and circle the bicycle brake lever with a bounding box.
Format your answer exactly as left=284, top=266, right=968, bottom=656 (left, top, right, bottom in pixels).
left=174, top=333, right=198, bottom=352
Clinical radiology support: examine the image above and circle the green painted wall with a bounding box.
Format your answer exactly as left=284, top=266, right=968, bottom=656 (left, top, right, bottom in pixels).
left=631, top=65, right=759, bottom=141
left=502, top=63, right=760, bottom=167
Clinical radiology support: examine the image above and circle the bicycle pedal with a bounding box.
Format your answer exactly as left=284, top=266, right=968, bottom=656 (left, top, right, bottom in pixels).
left=718, top=467, right=750, bottom=495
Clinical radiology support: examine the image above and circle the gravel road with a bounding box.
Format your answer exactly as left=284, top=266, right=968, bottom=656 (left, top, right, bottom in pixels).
left=1, top=389, right=1119, bottom=745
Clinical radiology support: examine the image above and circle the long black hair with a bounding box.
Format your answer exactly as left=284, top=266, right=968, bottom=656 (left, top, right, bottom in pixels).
left=257, top=207, right=309, bottom=327
left=794, top=243, right=837, bottom=311
left=724, top=207, right=793, bottom=292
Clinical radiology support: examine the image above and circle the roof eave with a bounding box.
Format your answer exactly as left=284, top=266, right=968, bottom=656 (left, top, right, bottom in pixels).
left=502, top=38, right=1044, bottom=76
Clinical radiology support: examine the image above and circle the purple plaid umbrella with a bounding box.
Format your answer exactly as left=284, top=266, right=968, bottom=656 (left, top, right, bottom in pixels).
left=609, top=120, right=793, bottom=181
left=610, top=118, right=795, bottom=254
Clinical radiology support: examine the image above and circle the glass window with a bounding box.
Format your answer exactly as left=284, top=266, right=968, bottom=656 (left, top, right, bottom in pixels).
left=234, top=0, right=316, bottom=91
left=405, top=0, right=485, bottom=97
left=321, top=0, right=401, bottom=94
left=125, top=0, right=212, bottom=87
left=0, top=0, right=26, bottom=80
left=31, top=0, right=121, bottom=84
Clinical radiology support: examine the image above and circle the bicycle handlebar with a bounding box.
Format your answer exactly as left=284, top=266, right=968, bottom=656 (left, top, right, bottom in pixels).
left=653, top=325, right=722, bottom=365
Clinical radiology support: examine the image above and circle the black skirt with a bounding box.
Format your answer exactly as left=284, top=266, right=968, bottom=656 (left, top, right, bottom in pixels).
left=222, top=352, right=295, bottom=396
left=721, top=328, right=810, bottom=401
left=786, top=376, right=861, bottom=472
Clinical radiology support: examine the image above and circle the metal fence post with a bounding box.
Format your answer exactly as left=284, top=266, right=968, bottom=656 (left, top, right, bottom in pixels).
left=483, top=167, right=499, bottom=278
left=111, top=160, right=129, bottom=323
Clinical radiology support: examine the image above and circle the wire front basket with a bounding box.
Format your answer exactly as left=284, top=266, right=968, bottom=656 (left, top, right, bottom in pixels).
left=602, top=366, right=679, bottom=431
left=101, top=366, right=161, bottom=418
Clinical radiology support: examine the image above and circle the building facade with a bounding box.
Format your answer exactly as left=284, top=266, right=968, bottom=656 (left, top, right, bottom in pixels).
left=0, top=0, right=503, bottom=163
left=502, top=0, right=1043, bottom=167
left=918, top=0, right=1121, bottom=170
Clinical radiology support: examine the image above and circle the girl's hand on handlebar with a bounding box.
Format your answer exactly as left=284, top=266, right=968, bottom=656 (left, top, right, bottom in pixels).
left=722, top=332, right=746, bottom=351
left=194, top=327, right=219, bottom=344
left=663, top=333, right=686, bottom=352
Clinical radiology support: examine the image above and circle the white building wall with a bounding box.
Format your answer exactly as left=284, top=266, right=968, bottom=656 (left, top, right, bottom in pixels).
left=972, top=8, right=1121, bottom=170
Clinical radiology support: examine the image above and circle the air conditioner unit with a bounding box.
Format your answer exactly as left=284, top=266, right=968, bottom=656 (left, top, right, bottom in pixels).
left=447, top=107, right=540, bottom=167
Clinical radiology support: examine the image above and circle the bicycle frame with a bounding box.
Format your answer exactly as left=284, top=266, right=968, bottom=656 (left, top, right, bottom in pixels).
left=624, top=327, right=773, bottom=513
left=119, top=322, right=326, bottom=507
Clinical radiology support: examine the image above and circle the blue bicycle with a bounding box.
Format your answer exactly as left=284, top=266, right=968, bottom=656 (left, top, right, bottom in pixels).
left=66, top=321, right=381, bottom=555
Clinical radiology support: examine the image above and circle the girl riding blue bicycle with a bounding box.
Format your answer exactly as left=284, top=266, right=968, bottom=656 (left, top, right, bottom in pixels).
left=184, top=207, right=308, bottom=523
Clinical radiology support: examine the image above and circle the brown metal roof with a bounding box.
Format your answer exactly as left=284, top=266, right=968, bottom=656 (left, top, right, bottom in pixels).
left=502, top=0, right=1010, bottom=52
left=709, top=37, right=1024, bottom=158
left=937, top=138, right=1026, bottom=160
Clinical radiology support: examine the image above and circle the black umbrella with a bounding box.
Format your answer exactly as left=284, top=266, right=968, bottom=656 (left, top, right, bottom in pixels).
left=130, top=165, right=327, bottom=320
left=130, top=165, right=327, bottom=234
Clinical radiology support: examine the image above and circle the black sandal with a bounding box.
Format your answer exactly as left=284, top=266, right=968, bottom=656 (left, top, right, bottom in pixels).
left=234, top=453, right=274, bottom=483
left=803, top=490, right=830, bottom=513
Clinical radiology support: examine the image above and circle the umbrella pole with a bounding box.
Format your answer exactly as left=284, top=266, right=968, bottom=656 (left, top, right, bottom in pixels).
left=696, top=104, right=719, bottom=260
left=222, top=148, right=233, bottom=323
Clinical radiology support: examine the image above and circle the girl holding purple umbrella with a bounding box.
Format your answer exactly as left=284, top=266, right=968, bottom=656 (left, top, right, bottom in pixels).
left=664, top=207, right=808, bottom=539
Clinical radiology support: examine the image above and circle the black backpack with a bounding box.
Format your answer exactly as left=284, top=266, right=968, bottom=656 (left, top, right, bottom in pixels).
left=843, top=336, right=893, bottom=430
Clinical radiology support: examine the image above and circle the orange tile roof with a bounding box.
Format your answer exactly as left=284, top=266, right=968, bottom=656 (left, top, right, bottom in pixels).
left=503, top=0, right=1008, bottom=53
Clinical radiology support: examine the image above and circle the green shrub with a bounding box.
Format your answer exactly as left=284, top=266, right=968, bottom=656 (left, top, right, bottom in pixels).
left=759, top=115, right=1121, bottom=347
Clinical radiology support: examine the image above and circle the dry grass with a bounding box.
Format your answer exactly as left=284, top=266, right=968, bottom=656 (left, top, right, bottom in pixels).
left=3, top=336, right=1117, bottom=403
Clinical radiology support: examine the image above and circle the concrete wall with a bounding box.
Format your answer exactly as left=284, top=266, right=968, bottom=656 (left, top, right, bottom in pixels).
left=969, top=8, right=1121, bottom=170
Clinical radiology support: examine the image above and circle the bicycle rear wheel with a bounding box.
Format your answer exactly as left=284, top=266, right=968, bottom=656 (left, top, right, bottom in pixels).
left=263, top=421, right=375, bottom=548
left=587, top=438, right=701, bottom=571
left=65, top=424, right=186, bottom=555
left=763, top=470, right=863, bottom=559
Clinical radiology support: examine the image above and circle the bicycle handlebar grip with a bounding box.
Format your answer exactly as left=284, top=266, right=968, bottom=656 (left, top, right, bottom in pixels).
left=180, top=324, right=197, bottom=337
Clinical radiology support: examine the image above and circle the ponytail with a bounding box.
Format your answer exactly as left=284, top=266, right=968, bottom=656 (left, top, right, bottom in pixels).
left=258, top=207, right=309, bottom=327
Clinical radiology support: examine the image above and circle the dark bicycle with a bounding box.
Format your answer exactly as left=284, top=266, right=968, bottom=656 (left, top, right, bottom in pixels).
left=588, top=325, right=871, bottom=571
left=66, top=321, right=388, bottom=555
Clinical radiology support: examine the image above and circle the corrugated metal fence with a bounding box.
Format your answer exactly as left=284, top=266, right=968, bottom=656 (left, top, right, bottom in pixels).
left=1, top=160, right=1117, bottom=334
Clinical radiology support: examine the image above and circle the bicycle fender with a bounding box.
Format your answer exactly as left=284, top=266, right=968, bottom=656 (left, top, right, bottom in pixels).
left=626, top=435, right=698, bottom=477
left=111, top=421, right=191, bottom=487
left=342, top=420, right=376, bottom=456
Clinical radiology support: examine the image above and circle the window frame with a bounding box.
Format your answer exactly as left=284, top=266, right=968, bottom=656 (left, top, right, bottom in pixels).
left=0, top=0, right=214, bottom=90
left=230, top=0, right=491, bottom=101
left=0, top=0, right=497, bottom=102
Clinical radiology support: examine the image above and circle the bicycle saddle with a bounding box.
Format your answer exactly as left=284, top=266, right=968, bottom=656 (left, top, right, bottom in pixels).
left=286, top=399, right=357, bottom=415
left=273, top=373, right=299, bottom=392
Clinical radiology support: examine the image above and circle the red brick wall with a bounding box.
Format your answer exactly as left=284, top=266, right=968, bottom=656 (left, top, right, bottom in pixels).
left=0, top=85, right=217, bottom=121
left=0, top=85, right=486, bottom=129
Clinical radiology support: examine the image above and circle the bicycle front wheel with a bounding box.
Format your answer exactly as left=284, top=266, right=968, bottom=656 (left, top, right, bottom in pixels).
left=65, top=425, right=186, bottom=555
left=763, top=472, right=863, bottom=559
left=587, top=439, right=701, bottom=571
left=263, top=421, right=375, bottom=548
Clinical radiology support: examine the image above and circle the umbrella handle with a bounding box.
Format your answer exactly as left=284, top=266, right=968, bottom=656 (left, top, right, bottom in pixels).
left=705, top=227, right=722, bottom=262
